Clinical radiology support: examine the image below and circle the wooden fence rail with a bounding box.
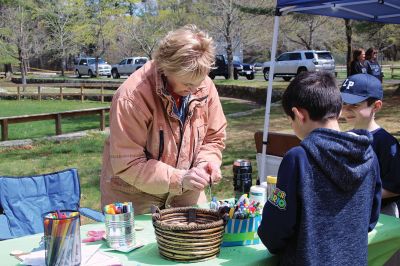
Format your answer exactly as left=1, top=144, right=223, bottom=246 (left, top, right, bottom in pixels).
left=0, top=83, right=120, bottom=103
left=0, top=107, right=110, bottom=141
left=335, top=65, right=400, bottom=78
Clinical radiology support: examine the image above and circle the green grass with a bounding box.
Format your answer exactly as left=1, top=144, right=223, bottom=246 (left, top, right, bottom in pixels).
left=213, top=77, right=288, bottom=89
left=220, top=99, right=259, bottom=114
left=0, top=100, right=110, bottom=140
left=17, top=74, right=122, bottom=83
left=0, top=99, right=256, bottom=140
left=0, top=103, right=279, bottom=209
left=0, top=99, right=109, bottom=117
left=0, top=133, right=107, bottom=210
left=0, top=100, right=269, bottom=212
left=2, top=86, right=115, bottom=95
left=1, top=83, right=399, bottom=217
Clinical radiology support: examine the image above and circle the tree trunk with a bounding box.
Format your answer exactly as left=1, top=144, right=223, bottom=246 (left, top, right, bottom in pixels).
left=61, top=41, right=66, bottom=76
left=225, top=9, right=233, bottom=80
left=39, top=56, right=43, bottom=69
left=18, top=48, right=27, bottom=86
left=95, top=56, right=99, bottom=78
left=25, top=59, right=29, bottom=74
left=22, top=60, right=28, bottom=85
left=4, top=64, right=12, bottom=80
left=61, top=49, right=66, bottom=77
left=61, top=58, right=65, bottom=76
left=345, top=19, right=352, bottom=76
left=4, top=63, right=12, bottom=73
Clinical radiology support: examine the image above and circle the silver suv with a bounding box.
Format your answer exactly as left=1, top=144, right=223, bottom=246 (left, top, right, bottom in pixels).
left=262, top=50, right=335, bottom=81
left=75, top=57, right=111, bottom=78
left=111, top=57, right=148, bottom=79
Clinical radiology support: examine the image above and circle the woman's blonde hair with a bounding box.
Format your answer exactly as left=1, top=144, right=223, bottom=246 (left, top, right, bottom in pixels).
left=153, top=24, right=215, bottom=80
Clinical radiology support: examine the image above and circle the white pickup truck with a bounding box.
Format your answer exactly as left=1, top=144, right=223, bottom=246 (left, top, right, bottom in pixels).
left=111, top=57, right=148, bottom=79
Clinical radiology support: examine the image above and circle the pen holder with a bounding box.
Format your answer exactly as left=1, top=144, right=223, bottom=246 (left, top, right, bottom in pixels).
left=105, top=211, right=136, bottom=251
left=221, top=216, right=261, bottom=247
left=43, top=210, right=81, bottom=266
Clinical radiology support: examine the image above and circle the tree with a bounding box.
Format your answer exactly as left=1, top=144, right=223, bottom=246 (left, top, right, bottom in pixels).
left=345, top=19, right=352, bottom=76
left=72, top=0, right=118, bottom=77
left=38, top=0, right=79, bottom=76
left=198, top=0, right=242, bottom=80
left=281, top=14, right=328, bottom=50
left=234, top=1, right=275, bottom=62
left=112, top=0, right=199, bottom=60
left=0, top=6, right=18, bottom=77
left=123, top=1, right=168, bottom=59
left=0, top=1, right=38, bottom=84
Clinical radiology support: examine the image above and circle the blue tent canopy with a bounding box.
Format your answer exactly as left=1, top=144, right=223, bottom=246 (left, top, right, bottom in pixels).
left=277, top=0, right=400, bottom=24
left=259, top=0, right=400, bottom=182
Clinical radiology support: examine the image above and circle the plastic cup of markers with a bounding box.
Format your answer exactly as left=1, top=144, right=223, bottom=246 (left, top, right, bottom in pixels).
left=43, top=210, right=81, bottom=266
left=105, top=204, right=136, bottom=252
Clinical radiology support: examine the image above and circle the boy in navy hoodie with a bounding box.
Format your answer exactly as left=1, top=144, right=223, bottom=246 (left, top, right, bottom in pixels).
left=258, top=72, right=382, bottom=265
left=341, top=74, right=400, bottom=217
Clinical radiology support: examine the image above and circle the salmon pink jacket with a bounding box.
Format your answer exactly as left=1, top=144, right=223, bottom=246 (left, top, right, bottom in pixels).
left=101, top=61, right=227, bottom=200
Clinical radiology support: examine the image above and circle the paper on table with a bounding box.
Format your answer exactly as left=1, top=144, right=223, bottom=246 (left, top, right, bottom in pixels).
left=20, top=244, right=121, bottom=266
left=85, top=249, right=121, bottom=266
left=19, top=250, right=45, bottom=266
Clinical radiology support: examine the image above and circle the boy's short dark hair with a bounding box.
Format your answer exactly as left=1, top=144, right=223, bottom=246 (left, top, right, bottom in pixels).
left=366, top=97, right=380, bottom=106
left=282, top=71, right=342, bottom=121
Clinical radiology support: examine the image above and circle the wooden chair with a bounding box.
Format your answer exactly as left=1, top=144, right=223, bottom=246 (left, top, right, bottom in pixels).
left=254, top=131, right=301, bottom=178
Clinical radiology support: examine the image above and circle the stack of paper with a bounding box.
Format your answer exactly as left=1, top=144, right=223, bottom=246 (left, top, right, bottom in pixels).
left=19, top=244, right=121, bottom=266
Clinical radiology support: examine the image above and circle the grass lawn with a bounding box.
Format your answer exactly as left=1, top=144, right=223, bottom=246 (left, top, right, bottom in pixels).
left=1, top=86, right=115, bottom=96
left=213, top=77, right=287, bottom=89
left=0, top=133, right=106, bottom=211
left=0, top=99, right=110, bottom=117
left=0, top=98, right=257, bottom=141
left=1, top=82, right=399, bottom=221
left=0, top=99, right=273, bottom=216
left=0, top=100, right=111, bottom=140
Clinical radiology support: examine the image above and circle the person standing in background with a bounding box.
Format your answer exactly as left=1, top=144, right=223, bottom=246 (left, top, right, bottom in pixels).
left=350, top=48, right=367, bottom=76
left=366, top=47, right=384, bottom=82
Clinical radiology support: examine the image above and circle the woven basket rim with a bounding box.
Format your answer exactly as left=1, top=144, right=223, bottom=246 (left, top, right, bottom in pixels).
left=152, top=207, right=225, bottom=231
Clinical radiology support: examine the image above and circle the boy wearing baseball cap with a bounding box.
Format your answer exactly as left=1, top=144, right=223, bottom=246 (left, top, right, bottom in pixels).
left=341, top=73, right=400, bottom=217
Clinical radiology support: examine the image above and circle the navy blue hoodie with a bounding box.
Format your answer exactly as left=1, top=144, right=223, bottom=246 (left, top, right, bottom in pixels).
left=258, top=128, right=382, bottom=266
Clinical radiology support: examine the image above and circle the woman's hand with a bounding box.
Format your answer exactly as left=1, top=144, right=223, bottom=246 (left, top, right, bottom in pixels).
left=205, top=162, right=222, bottom=184
left=182, top=167, right=210, bottom=191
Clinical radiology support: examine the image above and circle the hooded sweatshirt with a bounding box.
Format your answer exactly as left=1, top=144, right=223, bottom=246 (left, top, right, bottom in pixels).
left=258, top=128, right=382, bottom=266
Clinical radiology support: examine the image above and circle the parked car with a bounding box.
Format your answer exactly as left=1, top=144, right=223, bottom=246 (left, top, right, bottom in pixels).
left=253, top=62, right=264, bottom=72
left=111, top=57, right=148, bottom=79
left=209, top=55, right=243, bottom=80
left=262, top=50, right=335, bottom=81
left=75, top=57, right=111, bottom=78
left=234, top=58, right=256, bottom=80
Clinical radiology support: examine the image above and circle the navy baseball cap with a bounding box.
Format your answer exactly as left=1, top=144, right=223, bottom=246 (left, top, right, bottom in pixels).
left=340, top=74, right=383, bottom=104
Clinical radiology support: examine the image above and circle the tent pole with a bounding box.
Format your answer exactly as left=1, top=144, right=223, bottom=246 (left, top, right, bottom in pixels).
left=260, top=14, right=280, bottom=184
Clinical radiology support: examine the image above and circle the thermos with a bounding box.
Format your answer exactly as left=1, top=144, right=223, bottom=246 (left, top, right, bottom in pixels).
left=233, top=159, right=252, bottom=200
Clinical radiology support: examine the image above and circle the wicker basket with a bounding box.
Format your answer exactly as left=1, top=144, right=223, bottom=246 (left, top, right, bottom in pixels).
left=152, top=207, right=226, bottom=262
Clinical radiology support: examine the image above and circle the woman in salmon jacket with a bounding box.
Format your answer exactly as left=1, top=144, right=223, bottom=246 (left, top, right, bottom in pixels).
left=100, top=25, right=227, bottom=214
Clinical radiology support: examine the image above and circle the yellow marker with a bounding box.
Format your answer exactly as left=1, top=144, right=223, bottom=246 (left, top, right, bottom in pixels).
left=229, top=207, right=235, bottom=219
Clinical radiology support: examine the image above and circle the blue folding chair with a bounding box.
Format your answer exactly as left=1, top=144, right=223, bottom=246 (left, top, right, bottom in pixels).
left=0, top=168, right=104, bottom=240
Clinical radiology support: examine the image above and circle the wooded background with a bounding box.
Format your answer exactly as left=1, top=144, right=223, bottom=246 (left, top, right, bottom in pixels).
left=1, top=0, right=400, bottom=82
